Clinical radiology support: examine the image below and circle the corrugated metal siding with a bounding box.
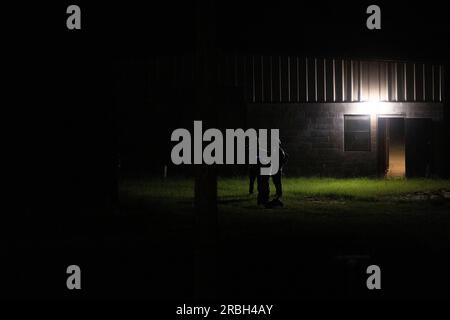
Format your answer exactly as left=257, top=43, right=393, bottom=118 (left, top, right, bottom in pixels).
left=147, top=55, right=444, bottom=103
left=223, top=56, right=445, bottom=103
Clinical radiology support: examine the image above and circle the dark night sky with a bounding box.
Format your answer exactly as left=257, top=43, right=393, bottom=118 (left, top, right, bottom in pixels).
left=217, top=1, right=450, bottom=60
left=30, top=1, right=446, bottom=60
left=86, top=1, right=450, bottom=61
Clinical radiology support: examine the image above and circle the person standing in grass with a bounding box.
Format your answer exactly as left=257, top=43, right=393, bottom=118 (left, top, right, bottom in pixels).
left=254, top=140, right=288, bottom=207
left=252, top=143, right=270, bottom=205
left=263, top=140, right=288, bottom=208
left=248, top=163, right=258, bottom=194
left=271, top=141, right=288, bottom=201
left=257, top=167, right=270, bottom=205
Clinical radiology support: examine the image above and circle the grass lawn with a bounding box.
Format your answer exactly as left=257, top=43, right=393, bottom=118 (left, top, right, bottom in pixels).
left=119, top=176, right=450, bottom=228
left=119, top=176, right=450, bottom=262
left=120, top=176, right=450, bottom=216
left=118, top=176, right=450, bottom=299
left=121, top=176, right=450, bottom=201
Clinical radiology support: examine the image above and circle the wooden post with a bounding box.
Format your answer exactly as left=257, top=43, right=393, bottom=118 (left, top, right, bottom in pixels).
left=194, top=0, right=218, bottom=300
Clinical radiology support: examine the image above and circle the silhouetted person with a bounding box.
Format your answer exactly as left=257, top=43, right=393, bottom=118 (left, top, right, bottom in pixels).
left=248, top=164, right=258, bottom=194
left=271, top=142, right=288, bottom=200
left=254, top=149, right=270, bottom=205
left=253, top=141, right=288, bottom=207
left=263, top=141, right=288, bottom=208
left=257, top=171, right=270, bottom=205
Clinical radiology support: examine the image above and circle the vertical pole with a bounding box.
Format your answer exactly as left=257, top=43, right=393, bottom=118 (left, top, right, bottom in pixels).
left=194, top=0, right=218, bottom=300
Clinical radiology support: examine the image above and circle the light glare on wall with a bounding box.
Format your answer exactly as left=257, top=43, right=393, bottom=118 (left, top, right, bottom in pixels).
left=352, top=101, right=392, bottom=115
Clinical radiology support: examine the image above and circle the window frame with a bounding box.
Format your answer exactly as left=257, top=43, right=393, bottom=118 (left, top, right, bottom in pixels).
left=344, top=114, right=371, bottom=152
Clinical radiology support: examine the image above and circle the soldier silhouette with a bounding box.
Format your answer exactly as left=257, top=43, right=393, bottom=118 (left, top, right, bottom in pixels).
left=251, top=140, right=288, bottom=207
left=268, top=141, right=288, bottom=206
left=248, top=163, right=258, bottom=194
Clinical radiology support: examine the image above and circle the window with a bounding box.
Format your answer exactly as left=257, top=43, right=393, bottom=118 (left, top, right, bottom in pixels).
left=344, top=115, right=371, bottom=151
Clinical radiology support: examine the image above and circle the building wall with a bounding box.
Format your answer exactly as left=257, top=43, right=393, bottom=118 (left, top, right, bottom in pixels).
left=247, top=102, right=444, bottom=177
left=143, top=55, right=445, bottom=104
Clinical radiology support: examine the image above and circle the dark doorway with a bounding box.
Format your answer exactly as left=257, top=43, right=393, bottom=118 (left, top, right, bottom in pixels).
left=405, top=118, right=433, bottom=177
left=377, top=117, right=405, bottom=177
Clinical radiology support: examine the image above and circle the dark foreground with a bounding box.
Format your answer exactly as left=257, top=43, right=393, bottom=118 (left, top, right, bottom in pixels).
left=4, top=177, right=450, bottom=300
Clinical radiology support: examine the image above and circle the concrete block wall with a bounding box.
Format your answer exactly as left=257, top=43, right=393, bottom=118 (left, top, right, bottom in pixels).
left=247, top=102, right=444, bottom=177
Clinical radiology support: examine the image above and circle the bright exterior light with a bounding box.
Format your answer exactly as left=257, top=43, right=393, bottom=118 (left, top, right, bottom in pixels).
left=352, top=101, right=392, bottom=115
